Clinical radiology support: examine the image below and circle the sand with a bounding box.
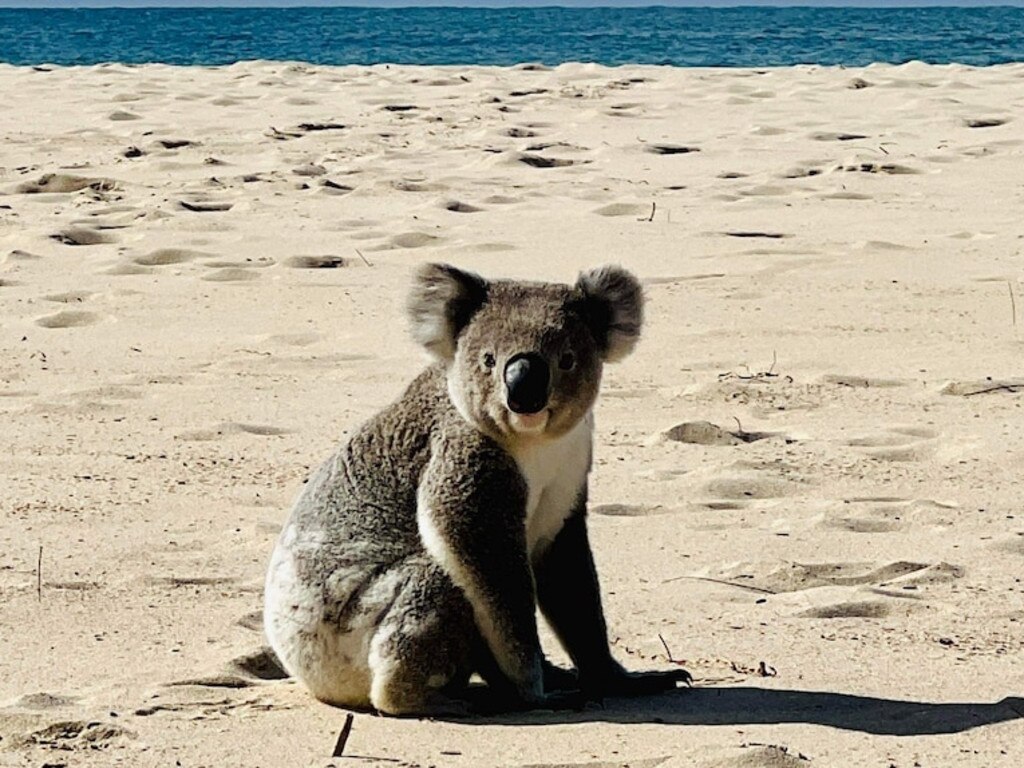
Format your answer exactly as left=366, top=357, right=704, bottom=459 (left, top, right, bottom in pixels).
left=1, top=60, right=1023, bottom=767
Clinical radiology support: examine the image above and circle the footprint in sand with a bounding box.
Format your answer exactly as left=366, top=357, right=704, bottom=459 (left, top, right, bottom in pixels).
left=103, top=262, right=155, bottom=276
left=644, top=143, right=700, bottom=155
left=964, top=117, right=1008, bottom=128
left=203, top=258, right=275, bottom=269
left=810, top=131, right=868, bottom=141
left=516, top=153, right=581, bottom=169
left=723, top=231, right=790, bottom=239
left=133, top=248, right=211, bottom=266
left=166, top=646, right=288, bottom=692
left=200, top=268, right=260, bottom=282
left=176, top=421, right=292, bottom=441
left=14, top=692, right=80, bottom=710
left=504, top=126, right=538, bottom=138
left=15, top=173, right=116, bottom=194
left=391, top=179, right=448, bottom=193
left=842, top=426, right=939, bottom=462
left=702, top=470, right=796, bottom=500
left=35, top=310, right=101, bottom=329
left=656, top=420, right=780, bottom=446
left=284, top=255, right=350, bottom=269
left=590, top=503, right=673, bottom=517
left=108, top=110, right=140, bottom=121
left=837, top=162, right=919, bottom=175
left=51, top=227, right=117, bottom=246
left=6, top=719, right=135, bottom=750
left=442, top=200, right=483, bottom=213
left=41, top=290, right=93, bottom=304
left=389, top=232, right=442, bottom=249
left=179, top=199, right=234, bottom=213
left=593, top=202, right=646, bottom=217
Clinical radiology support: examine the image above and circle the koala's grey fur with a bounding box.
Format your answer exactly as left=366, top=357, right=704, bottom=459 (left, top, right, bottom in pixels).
left=264, top=263, right=690, bottom=715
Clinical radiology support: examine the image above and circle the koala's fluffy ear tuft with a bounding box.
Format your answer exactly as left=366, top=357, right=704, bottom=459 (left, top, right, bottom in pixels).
left=407, top=263, right=489, bottom=360
left=574, top=265, right=644, bottom=363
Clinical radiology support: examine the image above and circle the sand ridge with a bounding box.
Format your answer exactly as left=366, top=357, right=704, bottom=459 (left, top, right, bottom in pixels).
left=1, top=60, right=1023, bottom=766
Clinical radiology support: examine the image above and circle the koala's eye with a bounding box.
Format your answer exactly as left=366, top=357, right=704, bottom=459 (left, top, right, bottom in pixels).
left=482, top=352, right=496, bottom=370
left=558, top=352, right=576, bottom=371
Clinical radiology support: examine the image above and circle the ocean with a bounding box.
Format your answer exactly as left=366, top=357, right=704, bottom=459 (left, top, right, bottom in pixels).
left=1, top=6, right=1023, bottom=68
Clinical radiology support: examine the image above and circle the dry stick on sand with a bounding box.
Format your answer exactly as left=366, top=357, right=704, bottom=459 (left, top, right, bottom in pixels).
left=637, top=202, right=656, bottom=222
left=37, top=545, right=42, bottom=600
left=658, top=633, right=677, bottom=663
left=663, top=574, right=777, bottom=595
left=355, top=249, right=373, bottom=268
left=1008, top=280, right=1018, bottom=330
left=331, top=712, right=355, bottom=758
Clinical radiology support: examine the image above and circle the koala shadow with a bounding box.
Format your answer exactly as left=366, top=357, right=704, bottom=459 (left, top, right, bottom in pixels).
left=455, top=686, right=1024, bottom=736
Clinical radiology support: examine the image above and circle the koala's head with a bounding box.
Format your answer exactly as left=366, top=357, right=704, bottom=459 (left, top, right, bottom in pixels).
left=408, top=262, right=643, bottom=443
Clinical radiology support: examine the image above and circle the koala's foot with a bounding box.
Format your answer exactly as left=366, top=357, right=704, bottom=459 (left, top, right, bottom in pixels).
left=367, top=563, right=476, bottom=717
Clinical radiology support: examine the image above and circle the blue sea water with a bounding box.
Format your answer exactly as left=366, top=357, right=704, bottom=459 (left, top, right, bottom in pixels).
left=1, top=7, right=1023, bottom=68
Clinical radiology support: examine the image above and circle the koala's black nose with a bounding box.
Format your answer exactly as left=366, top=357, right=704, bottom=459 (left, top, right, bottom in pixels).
left=504, top=353, right=550, bottom=414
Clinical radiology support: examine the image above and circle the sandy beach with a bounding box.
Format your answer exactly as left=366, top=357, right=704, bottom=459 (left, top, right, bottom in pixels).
left=1, top=60, right=1023, bottom=766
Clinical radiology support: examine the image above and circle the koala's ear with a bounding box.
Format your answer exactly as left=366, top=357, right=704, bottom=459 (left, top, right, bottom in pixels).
left=574, top=265, right=644, bottom=363
left=407, top=263, right=489, bottom=360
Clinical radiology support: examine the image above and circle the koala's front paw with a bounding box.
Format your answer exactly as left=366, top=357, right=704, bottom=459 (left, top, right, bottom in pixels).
left=542, top=660, right=580, bottom=693
left=581, top=664, right=692, bottom=701
left=604, top=667, right=693, bottom=696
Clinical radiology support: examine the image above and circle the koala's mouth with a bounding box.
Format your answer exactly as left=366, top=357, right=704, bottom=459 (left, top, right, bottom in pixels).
left=507, top=408, right=550, bottom=435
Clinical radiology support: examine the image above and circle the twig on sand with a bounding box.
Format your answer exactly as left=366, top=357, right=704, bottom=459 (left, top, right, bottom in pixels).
left=637, top=202, right=656, bottom=222
left=37, top=545, right=42, bottom=600
left=331, top=712, right=355, bottom=758
left=1008, top=280, right=1018, bottom=329
left=658, top=633, right=674, bottom=662
left=963, top=384, right=1023, bottom=397
left=663, top=574, right=777, bottom=595
left=719, top=350, right=788, bottom=384
left=355, top=249, right=373, bottom=268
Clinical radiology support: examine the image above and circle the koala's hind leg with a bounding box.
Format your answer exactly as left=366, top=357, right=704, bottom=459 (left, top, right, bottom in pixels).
left=368, top=559, right=477, bottom=716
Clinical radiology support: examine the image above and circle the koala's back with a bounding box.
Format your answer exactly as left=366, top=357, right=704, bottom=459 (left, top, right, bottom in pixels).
left=264, top=364, right=463, bottom=703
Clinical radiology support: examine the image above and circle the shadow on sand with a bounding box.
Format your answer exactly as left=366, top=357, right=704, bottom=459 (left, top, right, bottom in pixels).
left=452, top=686, right=1024, bottom=736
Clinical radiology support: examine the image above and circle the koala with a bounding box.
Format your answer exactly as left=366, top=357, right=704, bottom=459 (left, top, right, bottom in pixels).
left=263, top=262, right=690, bottom=715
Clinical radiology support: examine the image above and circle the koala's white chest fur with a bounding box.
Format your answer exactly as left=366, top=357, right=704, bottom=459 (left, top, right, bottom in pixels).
left=512, top=412, right=594, bottom=555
